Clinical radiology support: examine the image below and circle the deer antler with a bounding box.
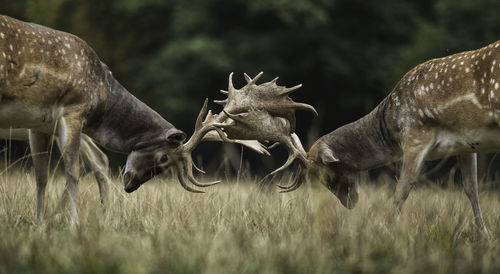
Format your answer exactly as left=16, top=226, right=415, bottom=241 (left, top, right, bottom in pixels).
left=211, top=72, right=317, bottom=191
left=166, top=99, right=228, bottom=192
left=168, top=99, right=270, bottom=192
left=170, top=72, right=317, bottom=193
left=220, top=109, right=309, bottom=175
left=215, top=72, right=318, bottom=132
left=200, top=109, right=270, bottom=156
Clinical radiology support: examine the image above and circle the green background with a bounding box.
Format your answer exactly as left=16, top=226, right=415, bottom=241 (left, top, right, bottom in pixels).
left=1, top=0, right=500, bottom=175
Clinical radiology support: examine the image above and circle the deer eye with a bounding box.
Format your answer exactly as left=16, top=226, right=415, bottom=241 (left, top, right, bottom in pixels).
left=159, top=154, right=169, bottom=163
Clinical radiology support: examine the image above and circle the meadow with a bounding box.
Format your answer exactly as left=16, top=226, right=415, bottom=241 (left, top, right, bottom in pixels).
left=0, top=169, right=500, bottom=274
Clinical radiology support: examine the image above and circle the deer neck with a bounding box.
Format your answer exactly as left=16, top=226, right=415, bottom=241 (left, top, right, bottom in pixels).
left=86, top=75, right=175, bottom=153
left=322, top=100, right=398, bottom=171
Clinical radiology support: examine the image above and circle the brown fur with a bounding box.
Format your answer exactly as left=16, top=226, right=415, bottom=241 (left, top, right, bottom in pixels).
left=0, top=15, right=185, bottom=222
left=309, top=40, right=500, bottom=237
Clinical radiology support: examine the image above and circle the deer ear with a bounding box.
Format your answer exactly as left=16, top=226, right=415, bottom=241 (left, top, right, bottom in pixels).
left=166, top=128, right=186, bottom=146
left=320, top=147, right=339, bottom=165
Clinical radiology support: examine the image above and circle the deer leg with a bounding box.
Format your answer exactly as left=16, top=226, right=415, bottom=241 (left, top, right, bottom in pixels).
left=80, top=134, right=109, bottom=205
left=57, top=116, right=82, bottom=223
left=457, top=153, right=489, bottom=238
left=388, top=143, right=431, bottom=225
left=28, top=130, right=50, bottom=222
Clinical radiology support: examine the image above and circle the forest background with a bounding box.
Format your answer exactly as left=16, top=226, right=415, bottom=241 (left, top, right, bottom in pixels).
left=1, top=0, right=500, bottom=177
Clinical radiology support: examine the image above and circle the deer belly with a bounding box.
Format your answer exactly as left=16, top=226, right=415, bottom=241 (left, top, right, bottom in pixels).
left=0, top=100, right=54, bottom=131
left=429, top=129, right=500, bottom=159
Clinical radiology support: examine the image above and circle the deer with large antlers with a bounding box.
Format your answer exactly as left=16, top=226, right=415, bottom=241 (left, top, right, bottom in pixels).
left=225, top=42, right=500, bottom=237
left=0, top=15, right=270, bottom=221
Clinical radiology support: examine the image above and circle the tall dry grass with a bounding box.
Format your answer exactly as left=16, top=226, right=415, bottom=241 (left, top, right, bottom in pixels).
left=0, top=169, right=499, bottom=274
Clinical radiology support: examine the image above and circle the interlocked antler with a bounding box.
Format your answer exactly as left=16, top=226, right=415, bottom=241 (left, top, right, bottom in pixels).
left=165, top=99, right=269, bottom=192
left=213, top=72, right=317, bottom=192
left=199, top=109, right=270, bottom=156
left=215, top=72, right=318, bottom=132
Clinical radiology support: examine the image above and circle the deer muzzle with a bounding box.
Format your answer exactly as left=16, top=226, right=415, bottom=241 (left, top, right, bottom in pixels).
left=123, top=171, right=142, bottom=193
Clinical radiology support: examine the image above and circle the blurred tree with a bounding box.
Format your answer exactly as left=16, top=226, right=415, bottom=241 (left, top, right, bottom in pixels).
left=1, top=0, right=499, bottom=175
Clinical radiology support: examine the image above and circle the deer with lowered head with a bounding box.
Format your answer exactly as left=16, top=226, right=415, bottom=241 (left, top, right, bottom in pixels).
left=214, top=42, right=500, bottom=238
left=0, top=14, right=271, bottom=222
left=302, top=41, right=500, bottom=238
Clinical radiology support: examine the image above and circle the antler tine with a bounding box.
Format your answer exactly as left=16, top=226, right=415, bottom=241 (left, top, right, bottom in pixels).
left=291, top=102, right=319, bottom=116
left=268, top=135, right=308, bottom=177
left=269, top=76, right=279, bottom=84
left=228, top=72, right=235, bottom=91
left=244, top=73, right=252, bottom=83
left=278, top=164, right=306, bottom=193
left=174, top=161, right=204, bottom=193
left=214, top=99, right=227, bottom=106
left=279, top=84, right=302, bottom=96
left=247, top=71, right=264, bottom=85
left=269, top=152, right=298, bottom=176
left=219, top=89, right=229, bottom=95
left=184, top=154, right=221, bottom=187
left=195, top=98, right=209, bottom=131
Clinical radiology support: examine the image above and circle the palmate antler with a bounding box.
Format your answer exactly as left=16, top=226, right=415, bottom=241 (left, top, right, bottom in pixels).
left=215, top=72, right=318, bottom=132
left=213, top=72, right=317, bottom=192
left=165, top=99, right=269, bottom=193
left=167, top=72, right=317, bottom=193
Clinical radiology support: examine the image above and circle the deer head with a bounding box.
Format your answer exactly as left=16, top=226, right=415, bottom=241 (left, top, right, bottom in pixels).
left=305, top=140, right=359, bottom=209
left=123, top=127, right=188, bottom=193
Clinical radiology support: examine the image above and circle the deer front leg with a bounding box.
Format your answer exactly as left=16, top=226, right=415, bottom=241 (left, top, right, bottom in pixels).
left=57, top=115, right=83, bottom=222
left=80, top=134, right=109, bottom=205
left=457, top=153, right=489, bottom=238
left=388, top=142, right=432, bottom=225
left=28, top=130, right=50, bottom=222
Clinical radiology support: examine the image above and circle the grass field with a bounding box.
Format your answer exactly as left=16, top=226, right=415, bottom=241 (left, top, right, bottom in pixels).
left=0, top=170, right=500, bottom=274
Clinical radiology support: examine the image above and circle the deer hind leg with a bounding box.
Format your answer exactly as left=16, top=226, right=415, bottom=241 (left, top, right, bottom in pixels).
left=28, top=130, right=50, bottom=222
left=457, top=153, right=490, bottom=238
left=80, top=134, right=109, bottom=205
left=56, top=115, right=83, bottom=223
left=388, top=140, right=433, bottom=225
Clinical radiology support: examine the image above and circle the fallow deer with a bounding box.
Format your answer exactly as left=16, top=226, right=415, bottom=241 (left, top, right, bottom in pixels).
left=0, top=128, right=109, bottom=209
left=0, top=14, right=269, bottom=221
left=214, top=45, right=500, bottom=237
left=256, top=42, right=500, bottom=238
left=302, top=41, right=500, bottom=237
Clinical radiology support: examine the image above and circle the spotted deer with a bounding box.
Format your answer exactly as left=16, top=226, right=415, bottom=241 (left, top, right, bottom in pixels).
left=214, top=43, right=500, bottom=237
left=0, top=15, right=271, bottom=221
left=0, top=129, right=109, bottom=207
left=279, top=41, right=500, bottom=238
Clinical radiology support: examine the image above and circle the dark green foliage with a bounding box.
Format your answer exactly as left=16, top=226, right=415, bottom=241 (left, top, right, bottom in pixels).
left=0, top=0, right=498, bottom=169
